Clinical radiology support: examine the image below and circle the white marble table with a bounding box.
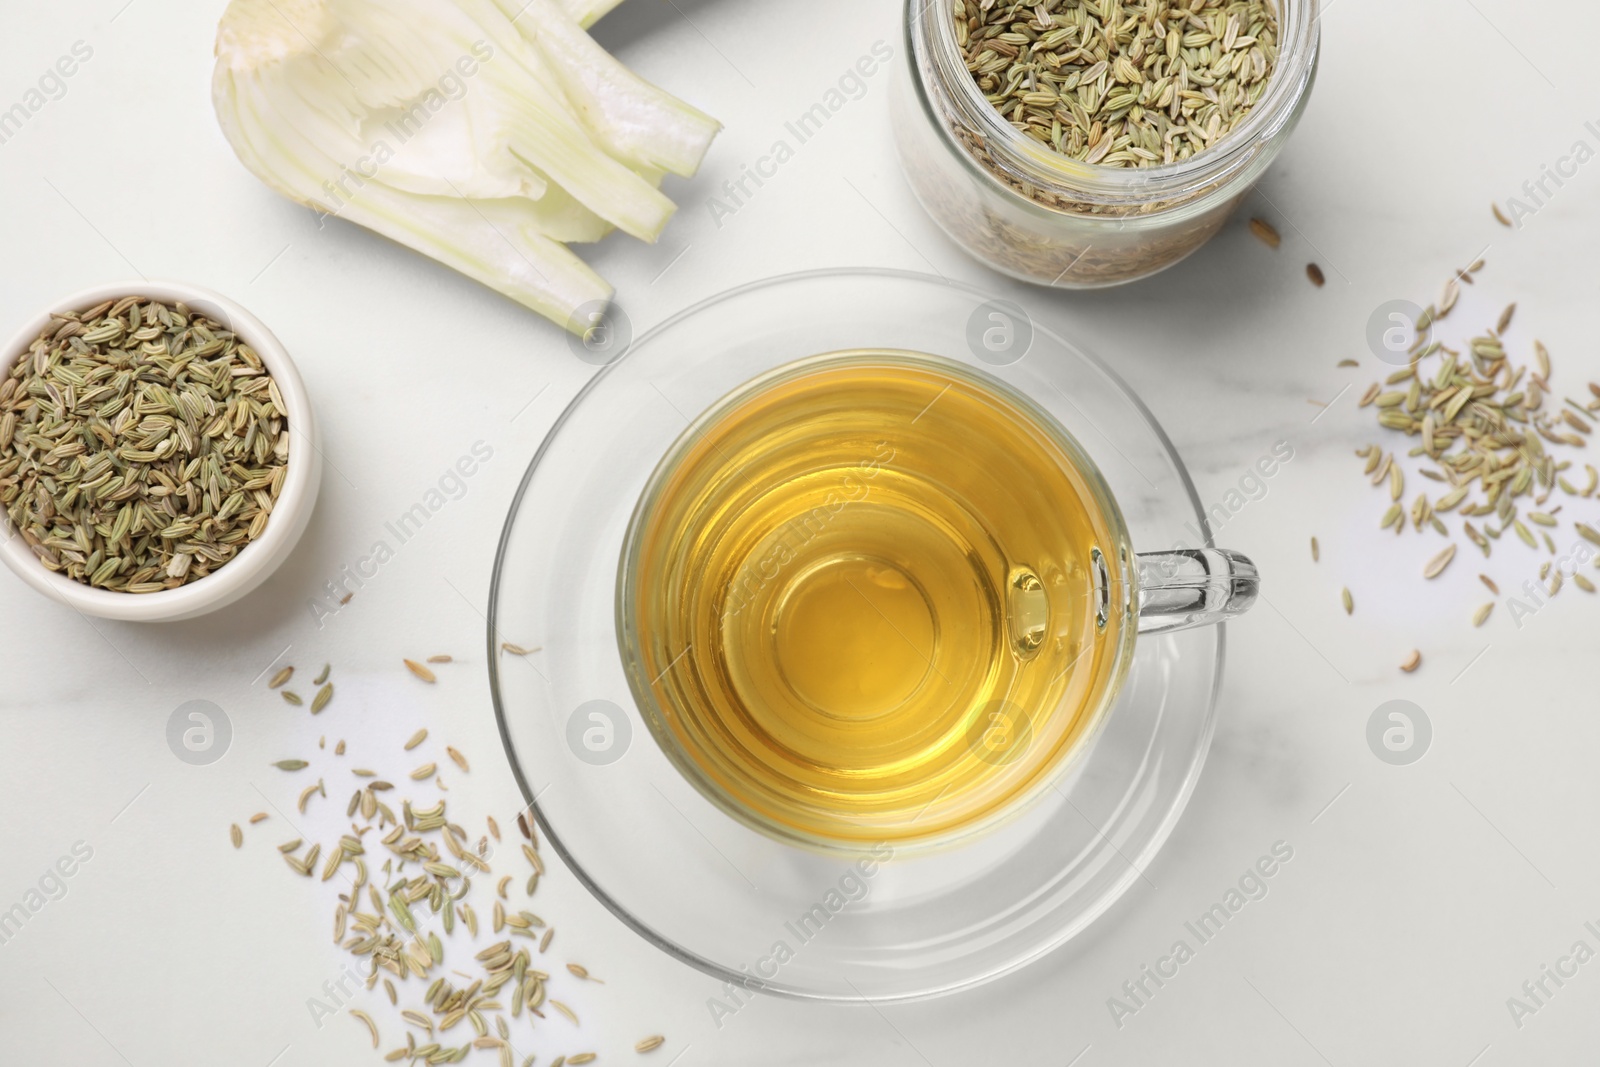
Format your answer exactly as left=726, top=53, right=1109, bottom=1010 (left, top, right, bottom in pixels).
left=4, top=0, right=1598, bottom=1064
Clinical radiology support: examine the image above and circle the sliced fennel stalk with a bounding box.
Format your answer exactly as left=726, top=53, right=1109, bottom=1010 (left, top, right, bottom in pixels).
left=212, top=0, right=718, bottom=333
left=557, top=0, right=628, bottom=29
left=506, top=0, right=719, bottom=180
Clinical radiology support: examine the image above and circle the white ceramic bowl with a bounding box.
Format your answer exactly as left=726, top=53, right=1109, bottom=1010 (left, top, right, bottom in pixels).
left=0, top=280, right=321, bottom=622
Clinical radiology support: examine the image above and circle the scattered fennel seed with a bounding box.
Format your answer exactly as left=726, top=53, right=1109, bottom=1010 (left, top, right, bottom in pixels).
left=351, top=1010, right=379, bottom=1048
left=1423, top=545, right=1456, bottom=579
left=1249, top=218, right=1280, bottom=249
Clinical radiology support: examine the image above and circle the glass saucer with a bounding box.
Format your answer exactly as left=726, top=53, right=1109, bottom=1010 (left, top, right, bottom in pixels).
left=486, top=269, right=1222, bottom=1002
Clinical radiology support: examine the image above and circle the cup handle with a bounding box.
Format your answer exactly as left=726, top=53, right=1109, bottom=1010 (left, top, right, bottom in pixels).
left=1132, top=549, right=1259, bottom=635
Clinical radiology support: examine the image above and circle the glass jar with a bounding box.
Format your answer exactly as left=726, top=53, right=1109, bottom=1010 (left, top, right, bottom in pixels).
left=892, top=0, right=1320, bottom=288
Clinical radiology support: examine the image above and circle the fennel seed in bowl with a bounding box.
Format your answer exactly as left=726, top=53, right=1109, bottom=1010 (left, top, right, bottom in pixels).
left=0, top=297, right=288, bottom=592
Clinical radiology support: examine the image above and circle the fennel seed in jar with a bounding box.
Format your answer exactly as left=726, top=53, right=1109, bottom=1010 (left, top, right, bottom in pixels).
left=896, top=0, right=1312, bottom=287
left=0, top=297, right=289, bottom=592
left=955, top=0, right=1280, bottom=168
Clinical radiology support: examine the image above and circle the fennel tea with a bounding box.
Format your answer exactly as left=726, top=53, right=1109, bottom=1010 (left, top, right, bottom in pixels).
left=623, top=353, right=1130, bottom=849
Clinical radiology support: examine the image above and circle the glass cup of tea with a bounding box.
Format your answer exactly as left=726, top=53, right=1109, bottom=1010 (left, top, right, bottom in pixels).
left=619, top=349, right=1256, bottom=854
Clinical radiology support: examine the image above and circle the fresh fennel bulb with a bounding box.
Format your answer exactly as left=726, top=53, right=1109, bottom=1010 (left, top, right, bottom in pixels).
left=212, top=0, right=718, bottom=333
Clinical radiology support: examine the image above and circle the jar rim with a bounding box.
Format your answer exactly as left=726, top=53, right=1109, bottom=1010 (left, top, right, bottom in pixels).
left=907, top=0, right=1321, bottom=207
